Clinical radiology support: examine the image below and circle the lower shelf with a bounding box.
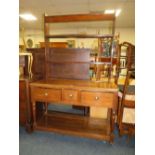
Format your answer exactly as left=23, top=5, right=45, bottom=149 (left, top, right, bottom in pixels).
left=34, top=111, right=113, bottom=141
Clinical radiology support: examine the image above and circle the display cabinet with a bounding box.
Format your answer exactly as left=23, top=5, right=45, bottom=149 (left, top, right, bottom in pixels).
left=29, top=13, right=118, bottom=143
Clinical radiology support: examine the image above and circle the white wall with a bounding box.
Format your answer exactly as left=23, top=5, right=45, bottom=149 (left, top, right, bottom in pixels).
left=116, top=28, right=135, bottom=44
left=19, top=27, right=135, bottom=48
left=19, top=29, right=44, bottom=48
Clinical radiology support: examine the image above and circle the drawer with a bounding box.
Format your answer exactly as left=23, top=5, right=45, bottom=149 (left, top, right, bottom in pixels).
left=31, top=87, right=61, bottom=102
left=62, top=89, right=79, bottom=103
left=81, top=91, right=114, bottom=108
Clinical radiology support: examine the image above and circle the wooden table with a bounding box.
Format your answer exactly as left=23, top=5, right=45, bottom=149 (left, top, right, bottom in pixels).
left=30, top=79, right=118, bottom=143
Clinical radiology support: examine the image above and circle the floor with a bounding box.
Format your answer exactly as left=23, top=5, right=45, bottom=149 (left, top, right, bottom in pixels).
left=19, top=124, right=135, bottom=155
left=19, top=99, right=135, bottom=155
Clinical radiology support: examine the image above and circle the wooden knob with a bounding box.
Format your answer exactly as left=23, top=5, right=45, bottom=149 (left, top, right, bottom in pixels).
left=95, top=96, right=99, bottom=100
left=69, top=94, right=73, bottom=97
left=45, top=93, right=48, bottom=96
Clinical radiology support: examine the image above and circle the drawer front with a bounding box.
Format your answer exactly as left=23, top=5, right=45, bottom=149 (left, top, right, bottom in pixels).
left=32, top=87, right=61, bottom=102
left=81, top=91, right=114, bottom=108
left=62, top=89, right=79, bottom=103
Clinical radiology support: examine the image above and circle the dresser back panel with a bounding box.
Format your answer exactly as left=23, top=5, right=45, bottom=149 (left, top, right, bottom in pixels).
left=46, top=48, right=91, bottom=80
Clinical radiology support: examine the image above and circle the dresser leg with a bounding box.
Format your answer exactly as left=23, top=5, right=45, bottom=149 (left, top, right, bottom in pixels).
left=109, top=109, right=116, bottom=144
left=32, top=101, right=37, bottom=129
left=44, top=102, right=48, bottom=114
left=84, top=107, right=89, bottom=116
left=25, top=121, right=33, bottom=133
left=109, top=134, right=114, bottom=144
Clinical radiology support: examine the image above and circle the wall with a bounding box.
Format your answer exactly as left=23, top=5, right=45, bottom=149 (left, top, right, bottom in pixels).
left=116, top=28, right=135, bottom=44
left=19, top=27, right=135, bottom=48
left=19, top=29, right=44, bottom=48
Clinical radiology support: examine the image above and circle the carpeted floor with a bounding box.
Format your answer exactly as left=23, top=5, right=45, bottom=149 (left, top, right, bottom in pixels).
left=19, top=126, right=134, bottom=155
left=19, top=104, right=134, bottom=155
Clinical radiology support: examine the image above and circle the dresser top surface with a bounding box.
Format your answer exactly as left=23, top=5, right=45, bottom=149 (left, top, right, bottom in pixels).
left=30, top=79, right=118, bottom=92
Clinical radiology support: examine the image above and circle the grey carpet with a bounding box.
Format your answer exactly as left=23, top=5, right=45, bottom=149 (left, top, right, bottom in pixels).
left=20, top=104, right=135, bottom=155
left=19, top=126, right=134, bottom=155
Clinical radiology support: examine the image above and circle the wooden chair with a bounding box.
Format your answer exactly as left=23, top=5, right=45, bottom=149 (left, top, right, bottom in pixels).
left=94, top=36, right=119, bottom=82
left=95, top=57, right=117, bottom=80
left=117, top=70, right=135, bottom=138
left=89, top=54, right=97, bottom=79
left=94, top=57, right=118, bottom=82
left=115, top=42, right=135, bottom=84
left=116, top=42, right=135, bottom=139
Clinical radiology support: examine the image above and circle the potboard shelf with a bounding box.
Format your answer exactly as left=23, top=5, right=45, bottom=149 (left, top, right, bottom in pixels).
left=35, top=111, right=112, bottom=141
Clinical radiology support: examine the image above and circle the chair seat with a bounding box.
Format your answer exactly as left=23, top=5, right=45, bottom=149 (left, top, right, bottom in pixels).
left=122, top=108, right=135, bottom=124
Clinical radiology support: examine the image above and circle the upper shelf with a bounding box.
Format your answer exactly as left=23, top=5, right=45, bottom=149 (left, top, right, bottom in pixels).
left=44, top=13, right=116, bottom=39
left=45, top=34, right=113, bottom=39
left=44, top=14, right=115, bottom=23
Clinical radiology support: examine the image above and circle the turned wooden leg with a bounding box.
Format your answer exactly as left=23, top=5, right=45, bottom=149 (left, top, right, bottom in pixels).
left=96, top=65, right=101, bottom=81
left=25, top=122, right=33, bottom=133
left=108, top=109, right=116, bottom=143
left=32, top=101, right=36, bottom=129
left=25, top=79, right=33, bottom=132
left=109, top=134, right=114, bottom=144
left=118, top=104, right=124, bottom=137
left=117, top=97, right=121, bottom=124
left=44, top=102, right=48, bottom=114
left=111, top=109, right=116, bottom=132
left=84, top=107, right=89, bottom=116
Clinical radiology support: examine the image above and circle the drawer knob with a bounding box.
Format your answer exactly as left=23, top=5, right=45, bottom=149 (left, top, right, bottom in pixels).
left=69, top=94, right=73, bottom=97
left=45, top=93, right=48, bottom=96
left=95, top=96, right=99, bottom=100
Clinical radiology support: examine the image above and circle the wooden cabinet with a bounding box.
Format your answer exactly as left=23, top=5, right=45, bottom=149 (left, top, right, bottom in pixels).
left=19, top=50, right=45, bottom=130
left=28, top=13, right=118, bottom=143
left=19, top=78, right=32, bottom=131
left=19, top=80, right=27, bottom=125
